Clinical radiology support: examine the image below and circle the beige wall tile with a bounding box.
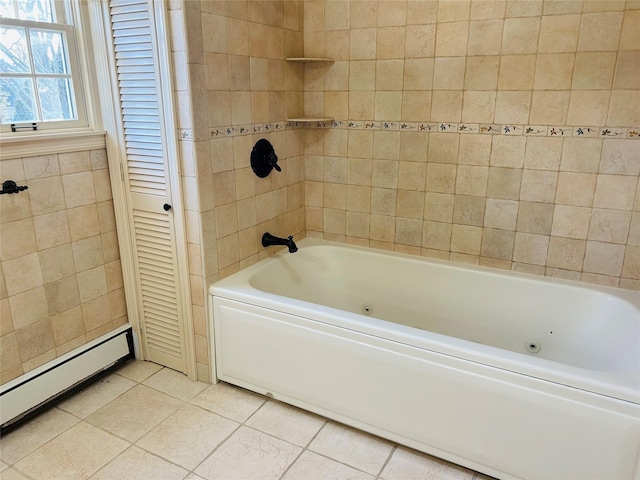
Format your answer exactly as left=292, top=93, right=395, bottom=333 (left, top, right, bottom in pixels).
left=506, top=0, right=543, bottom=18
left=435, top=21, right=468, bottom=57
left=524, top=137, right=563, bottom=170
left=542, top=0, right=583, bottom=15
left=593, top=174, right=637, bottom=210
left=588, top=208, right=631, bottom=243
left=608, top=90, right=640, bottom=126
left=513, top=232, right=549, bottom=265
left=600, top=139, right=640, bottom=175
left=453, top=195, right=486, bottom=226
left=555, top=172, right=596, bottom=206
left=451, top=224, right=482, bottom=254
left=424, top=192, right=454, bottom=222
left=465, top=56, right=500, bottom=90
left=614, top=51, right=640, bottom=90
left=538, top=14, right=581, bottom=53
left=23, top=154, right=59, bottom=179
left=490, top=136, right=526, bottom=168
left=551, top=204, right=591, bottom=240
left=529, top=91, right=570, bottom=125
left=501, top=17, right=540, bottom=54
left=369, top=214, right=396, bottom=242
left=458, top=134, right=492, bottom=166
left=487, top=167, right=522, bottom=200
left=481, top=228, right=515, bottom=259
left=583, top=241, right=625, bottom=276
left=468, top=19, right=504, bottom=56
left=577, top=12, right=623, bottom=51
left=430, top=91, right=463, bottom=122
left=407, top=0, right=438, bottom=24
left=395, top=217, right=423, bottom=246
left=461, top=91, right=496, bottom=123
left=3, top=253, right=43, bottom=297
left=0, top=218, right=37, bottom=261
left=619, top=9, right=640, bottom=49
left=9, top=287, right=48, bottom=330
left=371, top=187, right=397, bottom=215
left=422, top=221, right=452, bottom=250
left=456, top=165, right=489, bottom=196
left=517, top=201, right=554, bottom=234
left=433, top=57, right=466, bottom=90
left=534, top=53, right=575, bottom=90
left=376, top=26, right=406, bottom=59
left=572, top=52, right=616, bottom=90
left=438, top=0, right=471, bottom=22
left=426, top=163, right=456, bottom=193
left=405, top=24, right=436, bottom=58
left=560, top=138, right=602, bottom=173
left=566, top=90, right=611, bottom=126
left=403, top=58, right=434, bottom=90
left=398, top=162, right=427, bottom=191
left=498, top=55, right=536, bottom=90
left=546, top=237, right=585, bottom=270
left=520, top=170, right=558, bottom=203
left=484, top=198, right=518, bottom=230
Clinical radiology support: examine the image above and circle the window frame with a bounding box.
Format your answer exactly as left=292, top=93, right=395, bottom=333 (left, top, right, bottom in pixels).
left=0, top=0, right=104, bottom=153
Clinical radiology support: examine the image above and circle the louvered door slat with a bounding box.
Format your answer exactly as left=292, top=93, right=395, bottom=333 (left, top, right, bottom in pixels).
left=110, top=0, right=186, bottom=373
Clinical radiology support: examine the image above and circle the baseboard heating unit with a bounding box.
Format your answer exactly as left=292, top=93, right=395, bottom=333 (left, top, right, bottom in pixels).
left=0, top=326, right=134, bottom=433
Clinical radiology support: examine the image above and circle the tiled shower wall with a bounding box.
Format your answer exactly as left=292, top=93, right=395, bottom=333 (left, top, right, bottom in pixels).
left=0, top=150, right=127, bottom=385
left=302, top=0, right=640, bottom=289
left=170, top=0, right=306, bottom=381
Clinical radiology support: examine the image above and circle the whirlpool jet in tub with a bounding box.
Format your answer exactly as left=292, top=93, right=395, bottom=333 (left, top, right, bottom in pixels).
left=209, top=238, right=640, bottom=480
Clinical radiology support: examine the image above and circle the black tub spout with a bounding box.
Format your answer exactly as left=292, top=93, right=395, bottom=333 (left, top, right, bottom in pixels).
left=262, top=232, right=298, bottom=253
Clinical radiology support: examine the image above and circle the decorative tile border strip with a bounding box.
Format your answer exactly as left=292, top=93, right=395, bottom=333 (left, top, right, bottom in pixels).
left=189, top=121, right=640, bottom=140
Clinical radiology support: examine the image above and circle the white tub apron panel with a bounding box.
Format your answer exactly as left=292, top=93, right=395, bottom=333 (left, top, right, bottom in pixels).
left=214, top=299, right=640, bottom=480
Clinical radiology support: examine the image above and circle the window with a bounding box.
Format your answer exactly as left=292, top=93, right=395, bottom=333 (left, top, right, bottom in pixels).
left=0, top=0, right=87, bottom=132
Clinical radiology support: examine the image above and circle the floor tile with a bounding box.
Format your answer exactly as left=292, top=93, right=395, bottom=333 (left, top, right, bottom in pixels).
left=194, top=426, right=302, bottom=480
left=136, top=404, right=239, bottom=470
left=282, top=450, right=374, bottom=480
left=191, top=382, right=265, bottom=422
left=86, top=385, right=183, bottom=442
left=89, top=446, right=187, bottom=480
left=1, top=461, right=7, bottom=471
left=58, top=374, right=136, bottom=418
left=0, top=408, right=78, bottom=464
left=245, top=400, right=326, bottom=447
left=14, top=422, right=128, bottom=480
left=380, top=447, right=475, bottom=480
left=1, top=468, right=31, bottom=480
left=143, top=367, right=208, bottom=401
left=184, top=475, right=207, bottom=480
left=308, top=422, right=394, bottom=476
left=115, top=360, right=163, bottom=383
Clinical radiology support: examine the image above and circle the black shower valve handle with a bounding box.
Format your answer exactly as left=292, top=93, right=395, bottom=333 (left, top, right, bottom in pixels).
left=267, top=152, right=281, bottom=172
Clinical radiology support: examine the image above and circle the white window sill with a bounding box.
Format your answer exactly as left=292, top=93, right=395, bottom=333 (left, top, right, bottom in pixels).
left=0, top=129, right=106, bottom=160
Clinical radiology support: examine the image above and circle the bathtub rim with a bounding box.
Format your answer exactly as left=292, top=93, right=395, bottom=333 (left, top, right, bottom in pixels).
left=209, top=238, right=640, bottom=405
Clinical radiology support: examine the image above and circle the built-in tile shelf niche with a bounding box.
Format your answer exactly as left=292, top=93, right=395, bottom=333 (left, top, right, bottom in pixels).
left=285, top=57, right=335, bottom=123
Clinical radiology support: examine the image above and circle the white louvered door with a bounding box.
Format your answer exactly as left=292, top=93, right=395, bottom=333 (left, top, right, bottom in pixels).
left=104, top=0, right=194, bottom=373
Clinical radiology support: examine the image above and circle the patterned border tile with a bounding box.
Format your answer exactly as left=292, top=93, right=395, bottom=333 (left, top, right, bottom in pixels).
left=200, top=120, right=640, bottom=140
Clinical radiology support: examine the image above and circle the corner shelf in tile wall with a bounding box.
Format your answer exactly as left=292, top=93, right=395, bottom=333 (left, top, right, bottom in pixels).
left=285, top=57, right=335, bottom=123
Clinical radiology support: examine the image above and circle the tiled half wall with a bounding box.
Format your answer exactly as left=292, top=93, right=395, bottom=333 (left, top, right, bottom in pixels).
left=0, top=150, right=127, bottom=385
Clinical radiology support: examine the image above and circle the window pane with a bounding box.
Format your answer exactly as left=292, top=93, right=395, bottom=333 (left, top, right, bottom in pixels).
left=30, top=29, right=67, bottom=74
left=37, top=76, right=74, bottom=121
left=0, top=77, right=37, bottom=123
left=0, top=0, right=14, bottom=19
left=0, top=27, right=32, bottom=73
left=17, top=0, right=54, bottom=22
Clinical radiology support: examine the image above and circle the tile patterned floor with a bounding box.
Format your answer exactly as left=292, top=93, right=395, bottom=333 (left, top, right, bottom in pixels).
left=1, top=361, right=495, bottom=480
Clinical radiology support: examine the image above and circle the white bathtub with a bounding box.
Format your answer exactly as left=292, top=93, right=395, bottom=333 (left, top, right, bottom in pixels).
left=209, top=239, right=640, bottom=480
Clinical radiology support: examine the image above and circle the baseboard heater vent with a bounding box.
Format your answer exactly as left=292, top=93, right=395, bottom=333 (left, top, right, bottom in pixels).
left=1, top=326, right=134, bottom=433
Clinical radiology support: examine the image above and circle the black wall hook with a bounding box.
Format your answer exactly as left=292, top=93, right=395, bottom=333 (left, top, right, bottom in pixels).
left=0, top=180, right=28, bottom=195
left=251, top=139, right=280, bottom=178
